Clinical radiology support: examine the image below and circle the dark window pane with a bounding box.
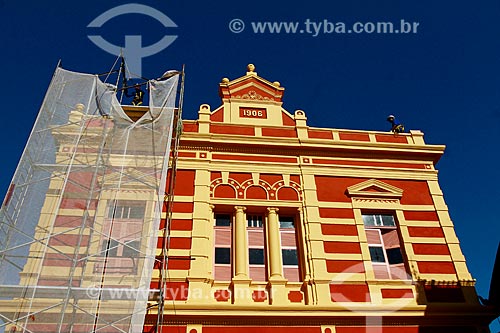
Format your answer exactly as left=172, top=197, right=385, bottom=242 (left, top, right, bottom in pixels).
left=122, top=241, right=140, bottom=258
left=386, top=247, right=404, bottom=264
left=381, top=215, right=395, bottom=227
left=249, top=248, right=265, bottom=265
left=129, top=206, right=145, bottom=219
left=279, top=216, right=295, bottom=229
left=247, top=215, right=263, bottom=228
left=102, top=239, right=119, bottom=257
left=108, top=205, right=120, bottom=218
left=215, top=248, right=231, bottom=264
left=215, top=214, right=231, bottom=227
left=369, top=247, right=386, bottom=263
left=282, top=249, right=298, bottom=265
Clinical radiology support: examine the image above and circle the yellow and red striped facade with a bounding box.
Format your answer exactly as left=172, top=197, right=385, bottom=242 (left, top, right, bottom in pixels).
left=2, top=64, right=497, bottom=333
left=146, top=65, right=496, bottom=333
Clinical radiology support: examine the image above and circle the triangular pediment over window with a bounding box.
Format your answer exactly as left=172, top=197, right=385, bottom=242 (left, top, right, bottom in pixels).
left=346, top=179, right=403, bottom=198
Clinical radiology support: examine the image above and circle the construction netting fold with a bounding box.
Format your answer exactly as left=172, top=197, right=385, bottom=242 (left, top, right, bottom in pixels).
left=0, top=67, right=179, bottom=332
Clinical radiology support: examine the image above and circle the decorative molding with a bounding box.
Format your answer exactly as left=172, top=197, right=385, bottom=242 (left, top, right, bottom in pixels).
left=234, top=90, right=275, bottom=101
left=210, top=177, right=303, bottom=201
left=352, top=198, right=400, bottom=205
left=347, top=179, right=403, bottom=199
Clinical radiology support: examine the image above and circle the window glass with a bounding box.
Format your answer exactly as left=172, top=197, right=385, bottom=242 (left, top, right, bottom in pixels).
left=369, top=246, right=386, bottom=263
left=101, top=239, right=119, bottom=257
left=247, top=215, right=263, bottom=228
left=249, top=248, right=265, bottom=264
left=108, top=202, right=145, bottom=219
left=279, top=216, right=295, bottom=229
left=215, top=248, right=231, bottom=264
left=282, top=249, right=298, bottom=265
left=215, top=214, right=231, bottom=227
left=386, top=247, right=404, bottom=265
left=363, top=214, right=395, bottom=227
left=128, top=206, right=145, bottom=219
left=381, top=215, right=395, bottom=227
left=362, top=215, right=376, bottom=226
left=122, top=240, right=140, bottom=258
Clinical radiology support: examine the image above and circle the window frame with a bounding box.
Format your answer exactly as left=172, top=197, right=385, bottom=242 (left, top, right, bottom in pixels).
left=362, top=212, right=409, bottom=280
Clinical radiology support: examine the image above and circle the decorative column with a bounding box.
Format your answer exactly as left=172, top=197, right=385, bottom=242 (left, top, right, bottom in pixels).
left=231, top=206, right=251, bottom=304
left=267, top=207, right=283, bottom=279
left=266, top=207, right=287, bottom=305
left=234, top=206, right=248, bottom=278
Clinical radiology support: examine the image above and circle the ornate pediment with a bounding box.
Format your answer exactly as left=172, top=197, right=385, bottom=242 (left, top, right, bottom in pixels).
left=346, top=179, right=403, bottom=199
left=218, top=64, right=284, bottom=104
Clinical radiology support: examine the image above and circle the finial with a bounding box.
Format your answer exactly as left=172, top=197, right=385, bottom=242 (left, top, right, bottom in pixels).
left=221, top=77, right=230, bottom=83
left=273, top=81, right=280, bottom=87
left=247, top=64, right=255, bottom=72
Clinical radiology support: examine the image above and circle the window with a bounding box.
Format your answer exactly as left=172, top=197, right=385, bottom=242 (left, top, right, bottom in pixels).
left=386, top=247, right=404, bottom=265
left=215, top=247, right=231, bottom=264
left=122, top=240, right=140, bottom=258
left=279, top=215, right=300, bottom=281
left=282, top=249, right=298, bottom=266
left=247, top=214, right=266, bottom=281
left=363, top=213, right=409, bottom=280
left=249, top=248, right=265, bottom=265
left=98, top=201, right=145, bottom=274
left=214, top=213, right=232, bottom=281
left=247, top=214, right=263, bottom=227
left=101, top=239, right=119, bottom=257
left=107, top=201, right=145, bottom=219
left=362, top=214, right=395, bottom=227
left=212, top=208, right=302, bottom=283
left=101, top=239, right=139, bottom=258
left=369, top=246, right=385, bottom=263
left=279, top=216, right=295, bottom=229
left=215, top=214, right=231, bottom=227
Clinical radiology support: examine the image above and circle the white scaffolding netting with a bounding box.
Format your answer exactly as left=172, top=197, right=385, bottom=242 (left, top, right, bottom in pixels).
left=0, top=67, right=179, bottom=332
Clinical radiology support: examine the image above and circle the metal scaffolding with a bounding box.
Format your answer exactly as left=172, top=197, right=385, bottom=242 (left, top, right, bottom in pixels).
left=0, top=66, right=180, bottom=332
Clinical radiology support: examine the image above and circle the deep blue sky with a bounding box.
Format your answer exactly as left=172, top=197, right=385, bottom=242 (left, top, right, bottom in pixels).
left=1, top=0, right=499, bottom=329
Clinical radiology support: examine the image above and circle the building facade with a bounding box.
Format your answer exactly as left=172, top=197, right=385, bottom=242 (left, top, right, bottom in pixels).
left=0, top=64, right=497, bottom=333
left=145, top=65, right=496, bottom=333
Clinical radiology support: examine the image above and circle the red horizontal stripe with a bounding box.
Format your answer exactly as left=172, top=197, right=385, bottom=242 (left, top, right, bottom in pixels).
left=403, top=211, right=439, bottom=221
left=330, top=283, right=370, bottom=302
left=375, top=134, right=408, bottom=144
left=381, top=288, right=414, bottom=299
left=319, top=208, right=354, bottom=219
left=321, top=224, right=358, bottom=236
left=183, top=122, right=198, bottom=132
left=177, top=151, right=196, bottom=158
left=169, top=202, right=193, bottom=213
left=312, top=158, right=426, bottom=169
left=339, top=132, right=370, bottom=141
left=418, top=261, right=456, bottom=274
left=210, top=124, right=255, bottom=136
left=326, top=260, right=365, bottom=273
left=308, top=129, right=333, bottom=139
left=408, top=227, right=444, bottom=238
left=261, top=127, right=297, bottom=138
left=212, top=153, right=297, bottom=164
left=412, top=243, right=450, bottom=255
left=324, top=241, right=361, bottom=254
